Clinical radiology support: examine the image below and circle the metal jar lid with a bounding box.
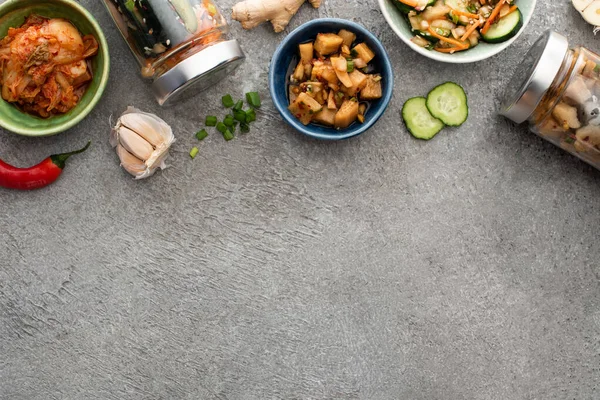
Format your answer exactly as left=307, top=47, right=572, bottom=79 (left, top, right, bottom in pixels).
left=152, top=40, right=245, bottom=106
left=500, top=31, right=570, bottom=124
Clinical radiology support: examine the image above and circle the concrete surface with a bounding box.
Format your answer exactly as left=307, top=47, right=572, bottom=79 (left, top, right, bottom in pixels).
left=1, top=0, right=600, bottom=399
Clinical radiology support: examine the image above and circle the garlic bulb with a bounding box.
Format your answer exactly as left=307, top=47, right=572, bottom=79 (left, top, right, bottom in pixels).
left=110, top=107, right=175, bottom=179
left=573, top=0, right=600, bottom=32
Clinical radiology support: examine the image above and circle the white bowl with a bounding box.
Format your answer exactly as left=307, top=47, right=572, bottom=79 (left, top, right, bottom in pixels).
left=378, top=0, right=537, bottom=63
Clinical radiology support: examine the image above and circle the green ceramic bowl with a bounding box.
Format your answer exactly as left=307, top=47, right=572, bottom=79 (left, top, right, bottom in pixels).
left=0, top=0, right=109, bottom=136
left=378, top=0, right=536, bottom=64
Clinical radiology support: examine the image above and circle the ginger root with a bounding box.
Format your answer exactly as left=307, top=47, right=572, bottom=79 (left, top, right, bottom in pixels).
left=232, top=0, right=321, bottom=33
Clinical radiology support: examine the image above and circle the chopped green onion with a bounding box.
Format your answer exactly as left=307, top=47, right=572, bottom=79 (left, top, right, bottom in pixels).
left=234, top=110, right=247, bottom=122
left=347, top=60, right=354, bottom=73
left=224, top=114, right=235, bottom=127
left=205, top=116, right=217, bottom=126
left=124, top=0, right=136, bottom=12
left=245, top=109, right=256, bottom=123
left=466, top=3, right=477, bottom=13
left=189, top=147, right=199, bottom=159
left=246, top=92, right=261, bottom=108
left=335, top=92, right=344, bottom=100
left=233, top=100, right=244, bottom=111
left=223, top=129, right=234, bottom=141
left=195, top=129, right=208, bottom=141
left=240, top=123, right=250, bottom=133
left=222, top=94, right=234, bottom=108
left=216, top=122, right=227, bottom=134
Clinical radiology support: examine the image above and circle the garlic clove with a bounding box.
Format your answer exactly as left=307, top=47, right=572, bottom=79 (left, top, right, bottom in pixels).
left=582, top=1, right=600, bottom=26
left=119, top=113, right=167, bottom=148
left=118, top=126, right=154, bottom=161
left=116, top=144, right=147, bottom=176
left=112, top=107, right=175, bottom=179
left=573, top=0, right=595, bottom=12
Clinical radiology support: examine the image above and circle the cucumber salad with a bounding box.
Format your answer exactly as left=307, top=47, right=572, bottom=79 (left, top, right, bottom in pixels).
left=394, top=0, right=523, bottom=54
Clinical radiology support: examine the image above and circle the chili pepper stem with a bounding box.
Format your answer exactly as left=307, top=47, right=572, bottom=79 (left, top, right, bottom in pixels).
left=50, top=141, right=91, bottom=169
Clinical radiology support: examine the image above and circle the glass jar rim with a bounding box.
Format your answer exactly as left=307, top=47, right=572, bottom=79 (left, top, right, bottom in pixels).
left=500, top=31, right=569, bottom=124
left=152, top=40, right=245, bottom=106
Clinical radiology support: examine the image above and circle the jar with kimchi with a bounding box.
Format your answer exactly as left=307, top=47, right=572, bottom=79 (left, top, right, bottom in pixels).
left=501, top=31, right=600, bottom=170
left=103, top=0, right=245, bottom=105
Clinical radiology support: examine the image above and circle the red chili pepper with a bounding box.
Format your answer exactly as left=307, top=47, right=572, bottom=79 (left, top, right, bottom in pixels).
left=0, top=141, right=90, bottom=190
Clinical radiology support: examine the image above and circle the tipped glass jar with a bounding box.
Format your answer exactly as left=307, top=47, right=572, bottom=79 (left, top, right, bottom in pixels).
left=501, top=31, right=600, bottom=170
left=103, top=0, right=245, bottom=105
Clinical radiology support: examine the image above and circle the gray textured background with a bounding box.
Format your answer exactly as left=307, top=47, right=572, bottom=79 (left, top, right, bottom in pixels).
left=1, top=0, right=600, bottom=399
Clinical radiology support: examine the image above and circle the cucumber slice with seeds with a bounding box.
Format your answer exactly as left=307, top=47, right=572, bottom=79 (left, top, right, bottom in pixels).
left=482, top=8, right=523, bottom=43
left=445, top=0, right=473, bottom=25
left=402, top=97, right=445, bottom=140
left=444, top=0, right=471, bottom=13
left=426, top=82, right=468, bottom=127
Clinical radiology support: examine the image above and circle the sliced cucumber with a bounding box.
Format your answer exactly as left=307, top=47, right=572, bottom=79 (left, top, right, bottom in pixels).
left=482, top=9, right=523, bottom=43
left=394, top=1, right=414, bottom=14
left=393, top=0, right=435, bottom=14
left=445, top=0, right=473, bottom=25
left=402, top=97, right=445, bottom=140
left=415, top=29, right=440, bottom=43
left=444, top=0, right=470, bottom=12
left=426, top=82, right=468, bottom=127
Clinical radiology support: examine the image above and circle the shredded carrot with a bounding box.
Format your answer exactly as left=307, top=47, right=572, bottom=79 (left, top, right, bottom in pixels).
left=506, top=4, right=518, bottom=14
left=398, top=0, right=418, bottom=7
left=435, top=46, right=468, bottom=53
left=460, top=20, right=481, bottom=42
left=448, top=7, right=479, bottom=20
left=427, top=27, right=469, bottom=49
left=481, top=0, right=506, bottom=35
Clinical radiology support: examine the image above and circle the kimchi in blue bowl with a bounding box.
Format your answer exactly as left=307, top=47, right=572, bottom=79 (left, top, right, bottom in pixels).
left=269, top=18, right=394, bottom=141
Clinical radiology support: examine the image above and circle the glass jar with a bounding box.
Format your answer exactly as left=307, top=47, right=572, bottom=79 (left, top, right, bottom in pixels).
left=501, top=31, right=600, bottom=170
left=103, top=0, right=245, bottom=105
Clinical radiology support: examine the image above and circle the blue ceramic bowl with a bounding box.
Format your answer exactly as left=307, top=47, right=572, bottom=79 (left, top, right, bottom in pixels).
left=269, top=18, right=394, bottom=141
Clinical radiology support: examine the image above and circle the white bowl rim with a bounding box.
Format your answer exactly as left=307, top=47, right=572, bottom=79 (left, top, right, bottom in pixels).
left=377, top=0, right=537, bottom=64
